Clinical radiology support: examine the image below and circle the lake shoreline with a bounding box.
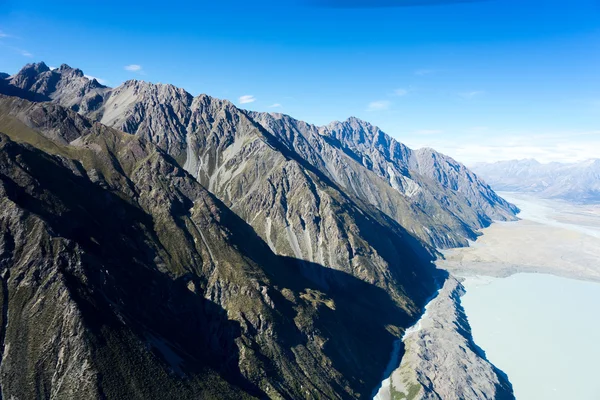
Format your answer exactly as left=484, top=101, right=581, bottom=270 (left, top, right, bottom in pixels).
left=439, top=192, right=600, bottom=400
left=373, top=273, right=514, bottom=400
left=373, top=192, right=600, bottom=399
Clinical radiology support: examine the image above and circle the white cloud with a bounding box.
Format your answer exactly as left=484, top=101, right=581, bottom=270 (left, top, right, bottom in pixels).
left=268, top=103, right=282, bottom=108
left=401, top=129, right=600, bottom=165
left=0, top=31, right=10, bottom=38
left=459, top=90, right=485, bottom=99
left=84, top=75, right=107, bottom=85
left=394, top=88, right=409, bottom=96
left=20, top=49, right=33, bottom=57
left=367, top=100, right=391, bottom=111
left=124, top=64, right=142, bottom=72
left=239, top=95, right=256, bottom=104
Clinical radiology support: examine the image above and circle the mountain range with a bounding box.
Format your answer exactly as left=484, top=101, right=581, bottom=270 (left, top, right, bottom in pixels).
left=472, top=158, right=600, bottom=203
left=0, top=62, right=518, bottom=399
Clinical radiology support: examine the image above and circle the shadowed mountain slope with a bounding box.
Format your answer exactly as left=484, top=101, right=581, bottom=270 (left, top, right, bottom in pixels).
left=0, top=93, right=437, bottom=399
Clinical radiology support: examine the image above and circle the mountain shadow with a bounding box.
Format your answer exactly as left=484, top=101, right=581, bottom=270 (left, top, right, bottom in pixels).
left=0, top=129, right=438, bottom=399
left=0, top=133, right=264, bottom=398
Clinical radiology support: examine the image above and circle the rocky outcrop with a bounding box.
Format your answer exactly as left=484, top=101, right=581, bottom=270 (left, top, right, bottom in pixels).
left=6, top=62, right=109, bottom=111
left=2, top=64, right=440, bottom=299
left=382, top=276, right=514, bottom=400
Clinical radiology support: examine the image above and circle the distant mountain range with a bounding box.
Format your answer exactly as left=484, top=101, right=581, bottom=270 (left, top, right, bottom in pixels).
left=0, top=62, right=516, bottom=399
left=472, top=159, right=600, bottom=203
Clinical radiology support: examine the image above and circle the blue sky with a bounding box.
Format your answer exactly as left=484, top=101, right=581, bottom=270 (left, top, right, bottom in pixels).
left=1, top=0, right=599, bottom=164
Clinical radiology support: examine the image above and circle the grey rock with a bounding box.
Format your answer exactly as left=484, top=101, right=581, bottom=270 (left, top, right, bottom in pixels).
left=1, top=63, right=518, bottom=250
left=251, top=112, right=518, bottom=248
left=8, top=62, right=109, bottom=111
left=0, top=93, right=437, bottom=399
left=387, top=275, right=514, bottom=400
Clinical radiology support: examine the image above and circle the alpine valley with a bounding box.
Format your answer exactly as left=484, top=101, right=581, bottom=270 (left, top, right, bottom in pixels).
left=0, top=62, right=518, bottom=399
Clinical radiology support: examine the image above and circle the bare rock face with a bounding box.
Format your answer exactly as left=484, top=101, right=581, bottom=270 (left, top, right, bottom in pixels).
left=388, top=276, right=514, bottom=400
left=8, top=62, right=109, bottom=110
left=250, top=112, right=518, bottom=248
left=5, top=66, right=435, bottom=301
left=95, top=80, right=193, bottom=159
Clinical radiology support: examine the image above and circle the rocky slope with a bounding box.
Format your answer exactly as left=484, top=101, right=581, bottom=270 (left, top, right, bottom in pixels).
left=383, top=276, right=514, bottom=400
left=0, top=62, right=518, bottom=399
left=0, top=93, right=437, bottom=398
left=251, top=113, right=518, bottom=248
left=3, top=62, right=518, bottom=252
left=472, top=159, right=600, bottom=203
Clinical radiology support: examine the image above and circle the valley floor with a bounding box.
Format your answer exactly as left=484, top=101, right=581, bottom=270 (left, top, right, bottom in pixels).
left=438, top=192, right=600, bottom=283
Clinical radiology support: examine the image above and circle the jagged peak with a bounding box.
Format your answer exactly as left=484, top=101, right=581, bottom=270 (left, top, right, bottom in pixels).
left=57, top=63, right=84, bottom=77
left=191, top=93, right=238, bottom=111
left=415, top=147, right=467, bottom=167
left=17, top=61, right=50, bottom=75
left=346, top=116, right=372, bottom=126
left=414, top=147, right=443, bottom=162
left=114, top=79, right=193, bottom=103
left=327, top=116, right=376, bottom=130
left=415, top=146, right=439, bottom=154
left=121, top=79, right=187, bottom=92
left=322, top=116, right=398, bottom=152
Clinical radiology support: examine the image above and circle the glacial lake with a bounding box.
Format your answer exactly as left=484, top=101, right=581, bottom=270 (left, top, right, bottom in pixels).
left=462, top=273, right=600, bottom=400
left=456, top=193, right=600, bottom=400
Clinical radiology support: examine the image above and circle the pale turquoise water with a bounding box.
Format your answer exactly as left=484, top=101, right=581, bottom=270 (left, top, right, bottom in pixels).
left=462, top=273, right=600, bottom=400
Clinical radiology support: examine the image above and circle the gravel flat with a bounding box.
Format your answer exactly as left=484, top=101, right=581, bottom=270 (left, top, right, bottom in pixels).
left=438, top=192, right=600, bottom=282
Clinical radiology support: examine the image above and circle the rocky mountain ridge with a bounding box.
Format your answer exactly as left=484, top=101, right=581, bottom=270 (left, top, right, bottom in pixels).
left=2, top=62, right=517, bottom=251
left=251, top=112, right=518, bottom=248
left=0, top=62, right=518, bottom=399
left=0, top=93, right=440, bottom=398
left=472, top=158, right=600, bottom=203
